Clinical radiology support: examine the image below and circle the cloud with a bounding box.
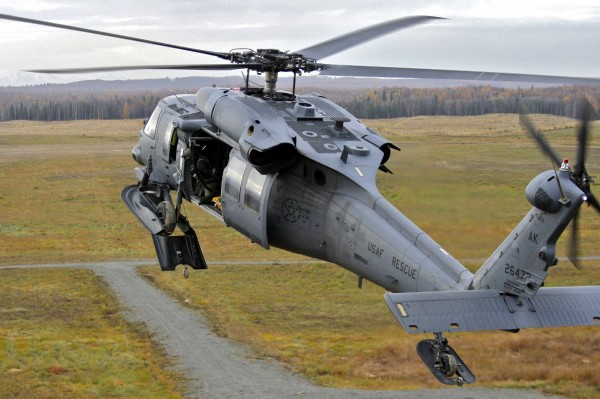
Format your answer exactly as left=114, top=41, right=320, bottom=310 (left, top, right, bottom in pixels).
left=1, top=0, right=599, bottom=86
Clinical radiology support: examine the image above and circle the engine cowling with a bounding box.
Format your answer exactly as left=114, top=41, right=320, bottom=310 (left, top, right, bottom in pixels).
left=195, top=87, right=298, bottom=174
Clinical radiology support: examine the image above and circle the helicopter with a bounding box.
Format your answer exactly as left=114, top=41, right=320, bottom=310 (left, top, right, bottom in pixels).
left=2, top=12, right=600, bottom=386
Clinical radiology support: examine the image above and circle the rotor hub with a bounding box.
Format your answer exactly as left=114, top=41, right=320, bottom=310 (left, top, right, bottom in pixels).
left=229, top=48, right=321, bottom=74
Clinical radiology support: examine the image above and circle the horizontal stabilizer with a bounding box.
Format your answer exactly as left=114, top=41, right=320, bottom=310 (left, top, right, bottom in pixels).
left=385, top=287, right=600, bottom=334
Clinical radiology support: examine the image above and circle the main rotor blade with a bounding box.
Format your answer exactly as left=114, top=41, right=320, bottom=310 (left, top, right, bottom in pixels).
left=574, top=99, right=592, bottom=177
left=519, top=113, right=563, bottom=167
left=319, top=64, right=600, bottom=86
left=0, top=13, right=230, bottom=60
left=26, top=63, right=262, bottom=74
left=297, top=16, right=444, bottom=61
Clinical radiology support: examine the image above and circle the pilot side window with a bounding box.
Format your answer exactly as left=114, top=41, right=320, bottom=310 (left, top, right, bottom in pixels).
left=143, top=106, right=161, bottom=138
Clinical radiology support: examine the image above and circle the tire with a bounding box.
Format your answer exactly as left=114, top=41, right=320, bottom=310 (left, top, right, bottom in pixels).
left=156, top=201, right=176, bottom=235
left=439, top=353, right=457, bottom=377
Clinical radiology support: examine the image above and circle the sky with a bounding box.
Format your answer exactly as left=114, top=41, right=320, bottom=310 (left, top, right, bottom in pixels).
left=0, top=0, right=599, bottom=86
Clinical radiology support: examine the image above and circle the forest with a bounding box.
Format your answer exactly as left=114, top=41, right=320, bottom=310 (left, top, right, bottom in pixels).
left=1, top=80, right=599, bottom=121
left=332, top=85, right=600, bottom=119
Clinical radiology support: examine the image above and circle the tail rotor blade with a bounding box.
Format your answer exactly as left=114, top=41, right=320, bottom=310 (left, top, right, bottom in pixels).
left=519, top=113, right=563, bottom=167
left=574, top=100, right=592, bottom=177
left=568, top=208, right=581, bottom=270
left=585, top=191, right=600, bottom=214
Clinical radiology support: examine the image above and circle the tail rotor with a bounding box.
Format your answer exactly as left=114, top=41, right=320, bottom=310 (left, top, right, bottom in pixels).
left=521, top=99, right=599, bottom=269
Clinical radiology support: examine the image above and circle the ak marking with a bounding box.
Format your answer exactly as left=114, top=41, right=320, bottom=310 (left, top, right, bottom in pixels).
left=528, top=231, right=538, bottom=245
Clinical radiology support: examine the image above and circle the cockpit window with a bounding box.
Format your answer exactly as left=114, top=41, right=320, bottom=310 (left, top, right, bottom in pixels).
left=143, top=106, right=161, bottom=138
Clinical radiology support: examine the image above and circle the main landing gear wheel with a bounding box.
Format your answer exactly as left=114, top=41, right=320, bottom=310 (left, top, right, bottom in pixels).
left=156, top=201, right=176, bottom=235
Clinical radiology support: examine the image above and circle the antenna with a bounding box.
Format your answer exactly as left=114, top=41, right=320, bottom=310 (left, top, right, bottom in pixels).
left=169, top=89, right=194, bottom=108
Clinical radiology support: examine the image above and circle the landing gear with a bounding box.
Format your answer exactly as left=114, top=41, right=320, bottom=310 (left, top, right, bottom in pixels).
left=121, top=185, right=208, bottom=272
left=416, top=332, right=475, bottom=386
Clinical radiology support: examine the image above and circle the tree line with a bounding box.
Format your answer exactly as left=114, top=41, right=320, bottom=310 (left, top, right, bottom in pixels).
left=0, top=91, right=166, bottom=121
left=0, top=84, right=598, bottom=121
left=320, top=85, right=600, bottom=120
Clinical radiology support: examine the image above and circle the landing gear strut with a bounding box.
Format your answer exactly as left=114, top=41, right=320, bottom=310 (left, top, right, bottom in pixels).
left=416, top=332, right=475, bottom=386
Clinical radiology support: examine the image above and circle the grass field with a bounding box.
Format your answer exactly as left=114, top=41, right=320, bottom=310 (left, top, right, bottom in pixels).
left=0, top=267, right=185, bottom=399
left=1, top=115, right=599, bottom=398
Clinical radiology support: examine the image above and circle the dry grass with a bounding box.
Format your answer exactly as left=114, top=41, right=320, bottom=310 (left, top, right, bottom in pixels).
left=0, top=267, right=185, bottom=399
left=366, top=113, right=580, bottom=140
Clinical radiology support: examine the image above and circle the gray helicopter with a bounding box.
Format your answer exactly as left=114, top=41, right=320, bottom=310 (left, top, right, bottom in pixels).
left=2, top=13, right=600, bottom=386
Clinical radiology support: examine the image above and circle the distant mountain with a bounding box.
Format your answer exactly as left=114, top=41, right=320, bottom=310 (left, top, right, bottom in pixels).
left=0, top=70, right=73, bottom=87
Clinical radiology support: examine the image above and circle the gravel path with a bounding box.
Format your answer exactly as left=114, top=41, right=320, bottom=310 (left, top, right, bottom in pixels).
left=1, top=261, right=563, bottom=399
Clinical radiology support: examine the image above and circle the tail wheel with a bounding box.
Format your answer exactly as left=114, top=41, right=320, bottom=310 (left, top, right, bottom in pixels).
left=156, top=201, right=176, bottom=235
left=438, top=353, right=457, bottom=377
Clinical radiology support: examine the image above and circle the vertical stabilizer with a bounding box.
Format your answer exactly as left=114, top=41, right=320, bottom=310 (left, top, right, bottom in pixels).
left=472, top=166, right=584, bottom=297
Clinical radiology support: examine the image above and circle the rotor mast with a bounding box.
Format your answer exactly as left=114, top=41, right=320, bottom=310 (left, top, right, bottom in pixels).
left=263, top=70, right=278, bottom=98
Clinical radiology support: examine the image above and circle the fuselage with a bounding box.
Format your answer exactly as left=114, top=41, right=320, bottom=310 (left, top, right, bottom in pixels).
left=131, top=87, right=474, bottom=293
